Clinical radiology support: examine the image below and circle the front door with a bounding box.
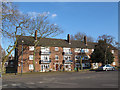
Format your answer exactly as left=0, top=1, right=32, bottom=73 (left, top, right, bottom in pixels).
left=56, top=64, right=58, bottom=71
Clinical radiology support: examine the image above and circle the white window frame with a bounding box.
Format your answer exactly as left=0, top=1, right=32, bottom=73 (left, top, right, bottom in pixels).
left=92, top=49, right=94, bottom=52
left=55, top=47, right=59, bottom=51
left=41, top=55, right=49, bottom=61
left=74, top=48, right=81, bottom=53
left=41, top=47, right=49, bottom=52
left=113, top=62, right=116, bottom=65
left=29, top=46, right=34, bottom=51
left=63, top=47, right=71, bottom=52
left=55, top=55, right=59, bottom=60
left=29, top=64, right=34, bottom=70
left=29, top=55, right=33, bottom=60
left=112, top=50, right=114, bottom=54
left=64, top=55, right=71, bottom=60
left=75, top=55, right=81, bottom=60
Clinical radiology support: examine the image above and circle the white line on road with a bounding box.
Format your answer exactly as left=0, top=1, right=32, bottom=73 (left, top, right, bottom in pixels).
left=11, top=83, right=21, bottom=86
left=3, top=84, right=8, bottom=87
left=26, top=82, right=35, bottom=85
left=38, top=81, right=43, bottom=83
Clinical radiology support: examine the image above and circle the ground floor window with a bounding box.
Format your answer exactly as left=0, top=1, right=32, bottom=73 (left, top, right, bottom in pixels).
left=64, top=64, right=71, bottom=71
left=41, top=64, right=50, bottom=72
left=29, top=64, right=34, bottom=70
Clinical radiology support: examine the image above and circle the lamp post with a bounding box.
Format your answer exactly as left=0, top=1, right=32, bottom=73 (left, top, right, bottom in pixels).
left=105, top=45, right=109, bottom=65
left=80, top=48, right=83, bottom=70
left=21, top=40, right=24, bottom=75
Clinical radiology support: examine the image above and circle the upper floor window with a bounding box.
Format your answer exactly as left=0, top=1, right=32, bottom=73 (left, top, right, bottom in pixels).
left=29, top=46, right=34, bottom=51
left=55, top=55, right=59, bottom=60
left=112, top=50, right=114, bottom=54
left=75, top=55, right=81, bottom=60
left=29, top=55, right=33, bottom=60
left=64, top=56, right=71, bottom=60
left=82, top=49, right=89, bottom=53
left=41, top=55, right=49, bottom=60
left=63, top=48, right=71, bottom=52
left=41, top=47, right=49, bottom=52
left=55, top=47, right=59, bottom=51
left=74, top=48, right=81, bottom=53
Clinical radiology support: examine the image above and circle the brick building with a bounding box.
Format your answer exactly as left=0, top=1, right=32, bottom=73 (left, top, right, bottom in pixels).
left=15, top=31, right=119, bottom=73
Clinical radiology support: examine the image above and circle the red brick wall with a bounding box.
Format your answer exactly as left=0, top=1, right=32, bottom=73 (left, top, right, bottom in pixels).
left=16, top=45, right=119, bottom=73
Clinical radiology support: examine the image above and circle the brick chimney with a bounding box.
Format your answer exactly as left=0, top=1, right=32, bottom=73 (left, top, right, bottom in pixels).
left=67, top=34, right=71, bottom=44
left=35, top=30, right=37, bottom=40
left=84, top=36, right=87, bottom=46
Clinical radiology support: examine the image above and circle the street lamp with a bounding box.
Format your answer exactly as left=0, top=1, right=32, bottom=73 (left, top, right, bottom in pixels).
left=105, top=45, right=109, bottom=65
left=21, top=39, right=24, bottom=75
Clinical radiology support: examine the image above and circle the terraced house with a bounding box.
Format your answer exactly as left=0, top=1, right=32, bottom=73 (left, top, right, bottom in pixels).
left=14, top=31, right=119, bottom=73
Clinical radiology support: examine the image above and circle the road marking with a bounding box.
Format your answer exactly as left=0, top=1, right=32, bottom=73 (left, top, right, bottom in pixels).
left=26, top=82, right=35, bottom=85
left=38, top=81, right=43, bottom=83
left=102, top=84, right=118, bottom=87
left=11, top=83, right=21, bottom=86
left=3, top=84, right=8, bottom=87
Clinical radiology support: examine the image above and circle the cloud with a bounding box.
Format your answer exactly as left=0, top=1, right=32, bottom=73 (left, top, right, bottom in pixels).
left=54, top=23, right=57, bottom=26
left=27, top=11, right=50, bottom=19
left=52, top=14, right=57, bottom=18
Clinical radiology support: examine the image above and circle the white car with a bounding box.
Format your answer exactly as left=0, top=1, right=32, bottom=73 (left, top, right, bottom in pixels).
left=98, top=65, right=115, bottom=71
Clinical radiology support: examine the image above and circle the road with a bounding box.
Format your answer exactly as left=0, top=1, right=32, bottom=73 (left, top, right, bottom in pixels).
left=2, top=71, right=118, bottom=88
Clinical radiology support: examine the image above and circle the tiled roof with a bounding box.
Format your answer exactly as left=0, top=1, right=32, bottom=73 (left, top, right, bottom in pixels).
left=17, top=35, right=116, bottom=49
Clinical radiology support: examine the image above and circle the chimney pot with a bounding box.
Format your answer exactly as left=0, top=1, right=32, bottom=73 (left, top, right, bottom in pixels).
left=84, top=36, right=87, bottom=46
left=67, top=34, right=71, bottom=44
left=35, top=30, right=37, bottom=40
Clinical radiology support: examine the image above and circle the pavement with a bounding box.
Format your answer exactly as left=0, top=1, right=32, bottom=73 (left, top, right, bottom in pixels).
left=1, top=70, right=119, bottom=88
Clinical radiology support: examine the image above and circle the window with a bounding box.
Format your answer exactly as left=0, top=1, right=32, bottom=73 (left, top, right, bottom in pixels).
left=55, top=47, right=59, bottom=51
left=113, top=62, right=116, bottom=65
left=29, top=64, right=34, bottom=70
left=112, top=50, right=114, bottom=54
left=85, top=49, right=89, bottom=53
left=10, top=62, right=13, bottom=64
left=74, top=48, right=81, bottom=53
left=29, top=55, right=33, bottom=60
left=92, top=49, right=94, bottom=52
left=41, top=47, right=49, bottom=52
left=55, top=55, right=59, bottom=60
left=29, top=46, right=34, bottom=51
left=75, top=55, right=80, bottom=60
left=64, top=56, right=71, bottom=60
left=41, top=55, right=49, bottom=60
left=84, top=56, right=89, bottom=60
left=63, top=48, right=71, bottom=52
left=81, top=49, right=89, bottom=53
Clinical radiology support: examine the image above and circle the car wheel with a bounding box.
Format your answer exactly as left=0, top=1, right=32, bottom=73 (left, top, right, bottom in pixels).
left=105, top=68, right=108, bottom=71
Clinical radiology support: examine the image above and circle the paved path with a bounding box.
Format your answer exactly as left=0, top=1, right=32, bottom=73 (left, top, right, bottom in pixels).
left=2, top=71, right=118, bottom=88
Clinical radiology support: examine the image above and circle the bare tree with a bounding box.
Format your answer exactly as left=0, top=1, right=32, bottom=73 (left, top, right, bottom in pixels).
left=70, top=32, right=94, bottom=42
left=1, top=2, right=63, bottom=73
left=97, top=34, right=118, bottom=48
left=1, top=2, right=32, bottom=72
left=26, top=14, right=63, bottom=72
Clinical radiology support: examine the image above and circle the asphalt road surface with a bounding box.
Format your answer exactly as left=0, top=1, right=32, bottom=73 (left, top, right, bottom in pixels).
left=2, top=71, right=118, bottom=88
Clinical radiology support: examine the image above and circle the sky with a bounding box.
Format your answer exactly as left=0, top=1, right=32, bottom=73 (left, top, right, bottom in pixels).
left=14, top=2, right=118, bottom=41
left=2, top=2, right=119, bottom=55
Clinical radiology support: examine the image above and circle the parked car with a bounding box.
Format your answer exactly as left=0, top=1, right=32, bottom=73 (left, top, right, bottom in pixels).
left=98, top=65, right=115, bottom=71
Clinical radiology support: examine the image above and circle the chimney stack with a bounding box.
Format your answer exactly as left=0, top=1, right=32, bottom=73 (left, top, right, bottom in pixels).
left=84, top=36, right=87, bottom=46
left=35, top=30, right=37, bottom=40
left=67, top=34, right=71, bottom=44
